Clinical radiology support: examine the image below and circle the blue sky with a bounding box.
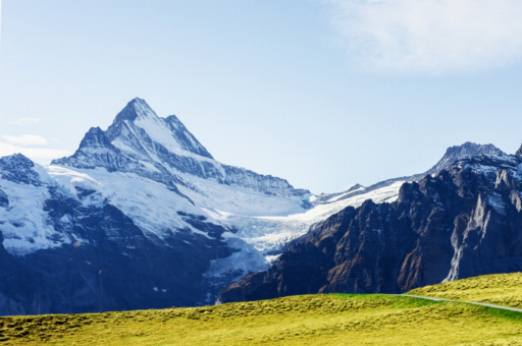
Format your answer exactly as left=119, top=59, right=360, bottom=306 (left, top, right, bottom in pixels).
left=1, top=0, right=522, bottom=193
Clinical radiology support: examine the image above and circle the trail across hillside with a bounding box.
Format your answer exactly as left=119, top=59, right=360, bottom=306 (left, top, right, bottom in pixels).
left=403, top=294, right=522, bottom=314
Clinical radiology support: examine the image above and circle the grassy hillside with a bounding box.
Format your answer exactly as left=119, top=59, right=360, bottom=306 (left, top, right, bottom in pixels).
left=2, top=275, right=522, bottom=345
left=410, top=272, right=522, bottom=309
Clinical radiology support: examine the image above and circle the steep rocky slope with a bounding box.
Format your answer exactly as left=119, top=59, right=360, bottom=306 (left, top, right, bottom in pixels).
left=221, top=152, right=522, bottom=302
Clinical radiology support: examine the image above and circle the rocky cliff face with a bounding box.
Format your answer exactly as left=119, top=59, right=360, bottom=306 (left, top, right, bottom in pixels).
left=220, top=154, right=522, bottom=302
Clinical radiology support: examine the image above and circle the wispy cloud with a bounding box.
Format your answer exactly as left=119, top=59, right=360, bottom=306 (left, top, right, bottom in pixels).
left=0, top=134, right=70, bottom=163
left=326, top=0, right=522, bottom=72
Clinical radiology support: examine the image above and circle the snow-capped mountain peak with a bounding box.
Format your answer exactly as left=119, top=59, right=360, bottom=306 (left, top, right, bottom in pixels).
left=112, top=97, right=158, bottom=123
left=54, top=99, right=309, bottom=199
left=43, top=98, right=313, bottom=290
left=51, top=98, right=311, bottom=247
left=428, top=142, right=511, bottom=174
left=54, top=98, right=214, bottom=173
left=104, top=98, right=212, bottom=161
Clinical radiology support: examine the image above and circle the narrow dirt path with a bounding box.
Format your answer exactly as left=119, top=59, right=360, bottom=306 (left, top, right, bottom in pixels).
left=403, top=294, right=522, bottom=314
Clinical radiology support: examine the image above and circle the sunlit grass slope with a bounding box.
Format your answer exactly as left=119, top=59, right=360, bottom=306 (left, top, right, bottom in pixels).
left=2, top=290, right=522, bottom=346
left=410, top=272, right=522, bottom=309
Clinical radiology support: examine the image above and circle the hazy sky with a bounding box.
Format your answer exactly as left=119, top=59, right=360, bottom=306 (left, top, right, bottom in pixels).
left=1, top=0, right=522, bottom=193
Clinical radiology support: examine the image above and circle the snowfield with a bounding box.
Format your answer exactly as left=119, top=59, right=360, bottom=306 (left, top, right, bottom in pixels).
left=47, top=162, right=404, bottom=255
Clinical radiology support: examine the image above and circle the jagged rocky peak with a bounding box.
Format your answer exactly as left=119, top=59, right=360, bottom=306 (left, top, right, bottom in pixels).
left=78, top=127, right=112, bottom=150
left=0, top=153, right=35, bottom=169
left=54, top=97, right=215, bottom=168
left=102, top=97, right=213, bottom=159
left=0, top=154, right=42, bottom=186
left=429, top=142, right=510, bottom=173
left=51, top=124, right=125, bottom=171
left=112, top=97, right=158, bottom=123
left=50, top=98, right=308, bottom=198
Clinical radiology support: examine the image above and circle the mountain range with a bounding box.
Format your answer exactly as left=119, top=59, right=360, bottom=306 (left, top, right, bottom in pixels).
left=220, top=147, right=522, bottom=302
left=1, top=98, right=520, bottom=315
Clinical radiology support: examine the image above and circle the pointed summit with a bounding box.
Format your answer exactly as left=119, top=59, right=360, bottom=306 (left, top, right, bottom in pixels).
left=78, top=127, right=112, bottom=150
left=105, top=98, right=213, bottom=159
left=54, top=98, right=214, bottom=172
left=112, top=97, right=158, bottom=124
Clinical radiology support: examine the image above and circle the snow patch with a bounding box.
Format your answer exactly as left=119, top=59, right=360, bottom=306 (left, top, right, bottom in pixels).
left=48, top=166, right=201, bottom=238
left=0, top=176, right=68, bottom=255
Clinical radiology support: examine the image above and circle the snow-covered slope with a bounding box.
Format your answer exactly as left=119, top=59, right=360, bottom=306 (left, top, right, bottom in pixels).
left=0, top=155, right=72, bottom=255
left=53, top=98, right=309, bottom=215
left=48, top=165, right=204, bottom=238
left=47, top=98, right=313, bottom=278
left=214, top=180, right=404, bottom=258
left=54, top=98, right=309, bottom=203
left=40, top=98, right=410, bottom=280
left=0, top=99, right=401, bottom=263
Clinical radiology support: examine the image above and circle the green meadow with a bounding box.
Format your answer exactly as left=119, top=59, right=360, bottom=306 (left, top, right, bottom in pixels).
left=411, top=272, right=522, bottom=309
left=3, top=274, right=522, bottom=345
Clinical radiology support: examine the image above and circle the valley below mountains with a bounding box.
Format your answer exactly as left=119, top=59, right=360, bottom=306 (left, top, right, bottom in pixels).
left=1, top=98, right=522, bottom=315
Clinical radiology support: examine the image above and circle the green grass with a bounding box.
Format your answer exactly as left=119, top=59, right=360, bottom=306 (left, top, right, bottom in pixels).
left=410, top=272, right=522, bottom=309
left=3, top=275, right=522, bottom=345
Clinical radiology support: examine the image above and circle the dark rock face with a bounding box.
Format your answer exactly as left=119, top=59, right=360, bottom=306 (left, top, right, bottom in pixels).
left=220, top=156, right=522, bottom=303
left=0, top=154, right=42, bottom=186
left=0, top=190, right=8, bottom=208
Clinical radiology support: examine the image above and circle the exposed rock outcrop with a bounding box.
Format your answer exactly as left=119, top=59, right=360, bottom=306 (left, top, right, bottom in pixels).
left=220, top=155, right=522, bottom=302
